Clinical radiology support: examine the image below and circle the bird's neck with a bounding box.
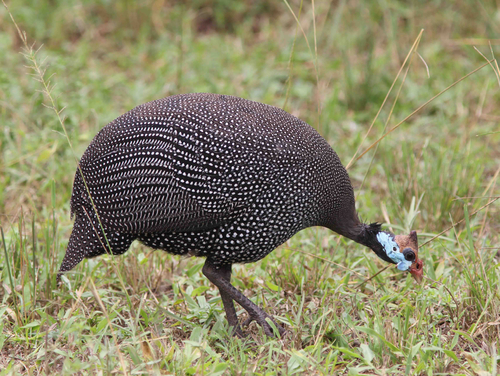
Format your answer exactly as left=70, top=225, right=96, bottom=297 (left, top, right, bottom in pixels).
left=335, top=220, right=399, bottom=264
left=339, top=221, right=382, bottom=249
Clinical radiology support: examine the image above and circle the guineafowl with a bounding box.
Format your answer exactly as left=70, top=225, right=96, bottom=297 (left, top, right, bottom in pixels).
left=58, top=93, right=423, bottom=337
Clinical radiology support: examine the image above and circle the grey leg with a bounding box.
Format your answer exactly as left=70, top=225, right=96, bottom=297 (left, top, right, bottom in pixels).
left=202, top=259, right=285, bottom=337
left=214, top=263, right=245, bottom=338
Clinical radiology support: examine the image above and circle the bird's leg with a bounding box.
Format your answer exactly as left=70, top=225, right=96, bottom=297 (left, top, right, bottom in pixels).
left=214, top=263, right=245, bottom=338
left=202, top=259, right=285, bottom=337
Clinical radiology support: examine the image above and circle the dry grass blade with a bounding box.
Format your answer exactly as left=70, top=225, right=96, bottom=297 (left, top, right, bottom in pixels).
left=346, top=29, right=424, bottom=170
left=295, top=247, right=394, bottom=290
left=418, top=52, right=430, bottom=78
left=355, top=30, right=424, bottom=198
left=474, top=45, right=500, bottom=88
left=294, top=248, right=365, bottom=278
left=283, top=1, right=303, bottom=111
left=282, top=0, right=321, bottom=130
left=354, top=265, right=390, bottom=289
left=353, top=60, right=494, bottom=164
left=281, top=0, right=318, bottom=76
left=421, top=197, right=499, bottom=247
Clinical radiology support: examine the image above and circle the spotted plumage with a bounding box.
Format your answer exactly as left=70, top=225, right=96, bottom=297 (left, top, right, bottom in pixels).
left=59, top=93, right=423, bottom=337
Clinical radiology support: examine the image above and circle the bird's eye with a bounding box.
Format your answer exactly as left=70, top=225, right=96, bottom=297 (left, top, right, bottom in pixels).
left=403, top=248, right=415, bottom=262
left=392, top=247, right=397, bottom=252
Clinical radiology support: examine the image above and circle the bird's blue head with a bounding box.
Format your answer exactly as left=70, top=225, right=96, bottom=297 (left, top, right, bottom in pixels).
left=375, top=230, right=423, bottom=282
left=376, top=231, right=414, bottom=271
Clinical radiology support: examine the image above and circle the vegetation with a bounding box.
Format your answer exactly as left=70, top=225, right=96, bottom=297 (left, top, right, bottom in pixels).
left=1, top=0, right=499, bottom=374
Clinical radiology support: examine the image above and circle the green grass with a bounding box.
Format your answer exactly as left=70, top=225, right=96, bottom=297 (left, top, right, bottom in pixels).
left=1, top=0, right=499, bottom=374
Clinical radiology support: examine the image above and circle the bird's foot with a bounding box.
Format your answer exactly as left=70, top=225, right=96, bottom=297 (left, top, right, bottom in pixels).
left=228, top=323, right=247, bottom=339
left=202, top=260, right=285, bottom=338
left=242, top=312, right=285, bottom=337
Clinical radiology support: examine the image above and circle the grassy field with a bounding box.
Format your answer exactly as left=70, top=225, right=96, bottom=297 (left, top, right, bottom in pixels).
left=1, top=0, right=499, bottom=374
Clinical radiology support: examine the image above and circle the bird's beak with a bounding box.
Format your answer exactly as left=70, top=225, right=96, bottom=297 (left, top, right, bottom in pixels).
left=409, top=259, right=423, bottom=283
left=395, top=230, right=424, bottom=284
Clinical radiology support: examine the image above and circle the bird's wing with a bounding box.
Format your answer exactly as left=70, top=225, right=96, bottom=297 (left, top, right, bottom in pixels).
left=75, top=122, right=291, bottom=234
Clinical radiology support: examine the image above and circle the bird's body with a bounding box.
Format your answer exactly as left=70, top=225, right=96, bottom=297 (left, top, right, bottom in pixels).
left=61, top=93, right=356, bottom=271
left=59, top=93, right=423, bottom=337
